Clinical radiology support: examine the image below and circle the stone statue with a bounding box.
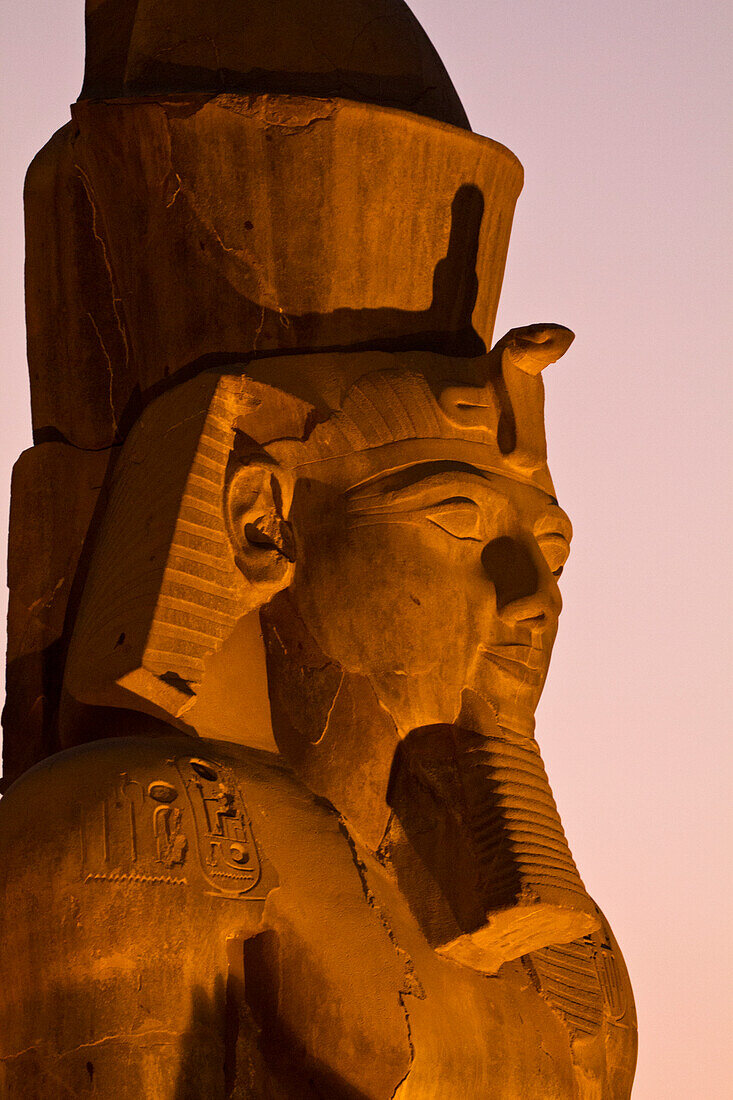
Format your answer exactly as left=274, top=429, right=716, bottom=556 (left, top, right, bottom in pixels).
left=0, top=2, right=637, bottom=1096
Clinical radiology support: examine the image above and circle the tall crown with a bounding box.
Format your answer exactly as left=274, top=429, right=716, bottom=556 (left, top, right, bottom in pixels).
left=25, top=3, right=522, bottom=453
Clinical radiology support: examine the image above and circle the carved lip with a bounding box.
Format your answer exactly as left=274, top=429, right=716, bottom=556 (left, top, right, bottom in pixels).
left=479, top=643, right=545, bottom=680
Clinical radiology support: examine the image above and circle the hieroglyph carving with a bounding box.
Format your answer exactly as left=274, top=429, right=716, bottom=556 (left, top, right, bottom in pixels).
left=79, top=755, right=261, bottom=895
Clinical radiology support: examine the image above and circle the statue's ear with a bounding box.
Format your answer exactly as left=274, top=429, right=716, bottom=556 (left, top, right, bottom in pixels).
left=62, top=372, right=302, bottom=728
left=225, top=460, right=296, bottom=596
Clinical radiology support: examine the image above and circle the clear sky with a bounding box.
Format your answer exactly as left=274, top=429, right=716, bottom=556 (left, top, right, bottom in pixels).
left=1, top=2, right=731, bottom=1096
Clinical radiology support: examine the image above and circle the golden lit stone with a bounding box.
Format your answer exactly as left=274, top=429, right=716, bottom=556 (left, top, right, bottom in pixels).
left=0, top=2, right=636, bottom=1096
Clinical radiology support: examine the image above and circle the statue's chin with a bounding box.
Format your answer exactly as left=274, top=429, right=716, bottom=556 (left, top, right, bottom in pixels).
left=486, top=687, right=541, bottom=740
left=451, top=682, right=536, bottom=743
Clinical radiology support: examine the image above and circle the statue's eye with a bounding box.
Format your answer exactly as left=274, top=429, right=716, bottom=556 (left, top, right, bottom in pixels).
left=538, top=533, right=570, bottom=577
left=426, top=500, right=483, bottom=541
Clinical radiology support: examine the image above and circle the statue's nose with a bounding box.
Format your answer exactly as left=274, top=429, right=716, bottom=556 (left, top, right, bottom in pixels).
left=481, top=536, right=561, bottom=625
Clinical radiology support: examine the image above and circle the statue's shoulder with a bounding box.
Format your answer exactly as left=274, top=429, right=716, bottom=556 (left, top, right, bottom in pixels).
left=0, top=738, right=363, bottom=1096
left=524, top=906, right=638, bottom=1095
left=0, top=732, right=338, bottom=897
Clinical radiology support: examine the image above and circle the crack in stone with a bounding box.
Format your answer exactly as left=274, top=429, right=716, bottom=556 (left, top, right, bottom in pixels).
left=161, top=409, right=213, bottom=439
left=58, top=1027, right=185, bottom=1058
left=216, top=94, right=337, bottom=134
left=168, top=145, right=277, bottom=322
left=165, top=171, right=182, bottom=208
left=252, top=303, right=266, bottom=351
left=27, top=576, right=66, bottom=616
left=337, top=820, right=417, bottom=1091
left=86, top=311, right=119, bottom=436
left=309, top=669, right=346, bottom=746
left=1, top=1026, right=184, bottom=1064
left=390, top=993, right=415, bottom=1098
left=75, top=165, right=131, bottom=392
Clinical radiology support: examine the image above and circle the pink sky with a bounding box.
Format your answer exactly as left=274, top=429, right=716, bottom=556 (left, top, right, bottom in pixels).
left=1, top=2, right=731, bottom=1095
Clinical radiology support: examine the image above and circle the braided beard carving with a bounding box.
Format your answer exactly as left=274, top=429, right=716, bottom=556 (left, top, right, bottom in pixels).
left=381, top=723, right=600, bottom=973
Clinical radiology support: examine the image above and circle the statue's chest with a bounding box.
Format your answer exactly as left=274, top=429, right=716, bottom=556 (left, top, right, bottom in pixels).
left=255, top=838, right=583, bottom=1099
left=261, top=896, right=584, bottom=1100
left=234, top=760, right=617, bottom=1098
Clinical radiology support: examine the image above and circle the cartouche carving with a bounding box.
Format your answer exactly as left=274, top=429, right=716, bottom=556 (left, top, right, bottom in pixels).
left=0, top=2, right=636, bottom=1096
left=177, top=756, right=262, bottom=895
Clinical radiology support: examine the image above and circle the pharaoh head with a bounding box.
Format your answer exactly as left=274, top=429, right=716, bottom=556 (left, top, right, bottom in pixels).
left=65, top=324, right=574, bottom=760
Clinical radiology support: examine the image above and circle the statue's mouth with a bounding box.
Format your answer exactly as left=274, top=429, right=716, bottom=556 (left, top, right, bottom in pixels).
left=479, top=643, right=545, bottom=682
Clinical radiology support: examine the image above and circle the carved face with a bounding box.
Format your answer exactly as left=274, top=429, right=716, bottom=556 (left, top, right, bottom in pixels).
left=286, top=461, right=571, bottom=738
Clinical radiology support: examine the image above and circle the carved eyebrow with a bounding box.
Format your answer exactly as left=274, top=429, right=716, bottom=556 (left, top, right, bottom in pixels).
left=347, top=463, right=571, bottom=536
left=346, top=465, right=493, bottom=514
left=350, top=461, right=490, bottom=492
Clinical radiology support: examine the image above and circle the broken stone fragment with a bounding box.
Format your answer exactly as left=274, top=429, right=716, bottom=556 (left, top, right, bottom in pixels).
left=2, top=442, right=113, bottom=785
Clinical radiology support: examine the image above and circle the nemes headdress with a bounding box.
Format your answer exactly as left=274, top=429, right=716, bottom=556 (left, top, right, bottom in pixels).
left=64, top=326, right=573, bottom=724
